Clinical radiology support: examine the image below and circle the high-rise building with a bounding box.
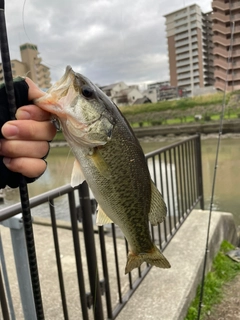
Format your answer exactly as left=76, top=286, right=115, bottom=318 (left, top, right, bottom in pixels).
left=212, top=0, right=240, bottom=91
left=164, top=4, right=214, bottom=96
left=0, top=43, right=51, bottom=89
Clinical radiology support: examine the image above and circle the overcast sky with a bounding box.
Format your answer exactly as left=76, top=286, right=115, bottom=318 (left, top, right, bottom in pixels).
left=4, top=0, right=212, bottom=87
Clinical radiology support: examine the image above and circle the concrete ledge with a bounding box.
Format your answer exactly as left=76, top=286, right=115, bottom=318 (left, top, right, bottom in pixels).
left=32, top=216, right=103, bottom=233
left=117, top=210, right=238, bottom=320
left=133, top=120, right=240, bottom=137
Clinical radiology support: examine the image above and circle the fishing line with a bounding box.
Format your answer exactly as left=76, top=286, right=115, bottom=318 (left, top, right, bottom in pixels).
left=21, top=0, right=62, bottom=73
left=22, top=0, right=31, bottom=43
left=196, top=18, right=235, bottom=320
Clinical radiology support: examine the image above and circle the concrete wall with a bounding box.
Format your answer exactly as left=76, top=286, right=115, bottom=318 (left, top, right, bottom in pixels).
left=117, top=210, right=238, bottom=320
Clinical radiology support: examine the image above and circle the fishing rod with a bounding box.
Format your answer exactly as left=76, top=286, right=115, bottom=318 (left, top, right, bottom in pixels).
left=196, top=16, right=235, bottom=320
left=0, top=1, right=44, bottom=319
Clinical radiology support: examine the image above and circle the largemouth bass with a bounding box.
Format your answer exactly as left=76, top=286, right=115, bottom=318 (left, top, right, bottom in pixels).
left=35, top=66, right=171, bottom=273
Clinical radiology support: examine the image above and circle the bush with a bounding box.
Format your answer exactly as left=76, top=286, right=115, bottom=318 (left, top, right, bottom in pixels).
left=151, top=120, right=162, bottom=126
left=204, top=114, right=211, bottom=121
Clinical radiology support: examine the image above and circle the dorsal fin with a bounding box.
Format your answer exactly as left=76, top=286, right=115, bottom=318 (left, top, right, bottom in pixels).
left=149, top=180, right=167, bottom=225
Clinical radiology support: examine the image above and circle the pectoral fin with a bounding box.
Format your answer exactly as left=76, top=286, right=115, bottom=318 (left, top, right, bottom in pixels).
left=71, top=159, right=86, bottom=187
left=149, top=180, right=167, bottom=225
left=96, top=205, right=113, bottom=225
left=89, top=148, right=111, bottom=179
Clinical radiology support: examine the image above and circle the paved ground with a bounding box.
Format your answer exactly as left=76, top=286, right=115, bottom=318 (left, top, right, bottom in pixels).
left=0, top=210, right=238, bottom=320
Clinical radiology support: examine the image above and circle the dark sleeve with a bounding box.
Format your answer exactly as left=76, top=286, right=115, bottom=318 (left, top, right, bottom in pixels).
left=0, top=78, right=36, bottom=189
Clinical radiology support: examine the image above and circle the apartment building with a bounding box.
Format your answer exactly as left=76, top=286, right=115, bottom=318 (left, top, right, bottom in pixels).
left=164, top=4, right=214, bottom=96
left=0, top=43, right=51, bottom=89
left=212, top=0, right=240, bottom=91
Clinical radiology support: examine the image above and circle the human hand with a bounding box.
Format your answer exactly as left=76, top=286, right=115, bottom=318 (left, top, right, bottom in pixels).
left=0, top=78, right=56, bottom=180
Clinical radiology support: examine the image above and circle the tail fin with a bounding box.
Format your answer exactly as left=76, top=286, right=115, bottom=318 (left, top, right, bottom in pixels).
left=125, top=245, right=171, bottom=274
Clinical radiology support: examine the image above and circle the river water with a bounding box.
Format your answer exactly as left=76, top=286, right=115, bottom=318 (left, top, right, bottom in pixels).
left=1, top=135, right=240, bottom=226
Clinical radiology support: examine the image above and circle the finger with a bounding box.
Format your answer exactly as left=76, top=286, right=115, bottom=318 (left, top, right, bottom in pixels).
left=25, top=77, right=45, bottom=100
left=1, top=120, right=56, bottom=141
left=16, top=105, right=53, bottom=121
left=3, top=157, right=47, bottom=178
left=0, top=140, right=49, bottom=159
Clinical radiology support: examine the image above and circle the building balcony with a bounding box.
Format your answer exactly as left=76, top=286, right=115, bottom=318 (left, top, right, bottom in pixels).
left=213, top=24, right=240, bottom=35
left=175, top=24, right=190, bottom=34
left=178, top=79, right=192, bottom=86
left=192, top=50, right=199, bottom=57
left=177, top=73, right=191, bottom=80
left=214, top=58, right=228, bottom=69
left=214, top=58, right=240, bottom=69
left=230, top=1, right=240, bottom=10
left=212, top=0, right=230, bottom=10
left=176, top=60, right=190, bottom=67
left=34, top=57, right=42, bottom=64
left=213, top=35, right=240, bottom=47
left=177, top=65, right=191, bottom=73
left=174, top=10, right=188, bottom=20
left=192, top=57, right=199, bottom=63
left=175, top=39, right=190, bottom=48
left=191, top=29, right=198, bottom=36
left=232, top=13, right=240, bottom=22
left=214, top=79, right=240, bottom=91
left=175, top=32, right=189, bottom=41
left=213, top=35, right=231, bottom=46
left=213, top=46, right=240, bottom=57
left=212, top=12, right=230, bottom=23
left=176, top=52, right=190, bottom=60
left=215, top=69, right=240, bottom=81
left=175, top=19, right=188, bottom=27
left=176, top=46, right=190, bottom=54
left=213, top=24, right=231, bottom=34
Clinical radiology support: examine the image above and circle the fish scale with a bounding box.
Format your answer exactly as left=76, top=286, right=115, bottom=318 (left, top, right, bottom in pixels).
left=35, top=66, right=171, bottom=274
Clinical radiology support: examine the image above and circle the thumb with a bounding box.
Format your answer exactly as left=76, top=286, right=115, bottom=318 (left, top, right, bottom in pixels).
left=25, top=77, right=46, bottom=100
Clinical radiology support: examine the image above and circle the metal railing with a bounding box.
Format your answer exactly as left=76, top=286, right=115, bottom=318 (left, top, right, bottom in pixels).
left=0, top=134, right=204, bottom=320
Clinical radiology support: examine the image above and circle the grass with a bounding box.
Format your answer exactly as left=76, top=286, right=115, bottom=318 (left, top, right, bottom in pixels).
left=53, top=131, right=65, bottom=141
left=185, top=240, right=240, bottom=320
left=119, top=92, right=229, bottom=116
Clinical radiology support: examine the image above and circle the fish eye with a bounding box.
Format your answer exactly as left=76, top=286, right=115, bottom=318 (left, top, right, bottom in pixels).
left=81, top=85, right=94, bottom=98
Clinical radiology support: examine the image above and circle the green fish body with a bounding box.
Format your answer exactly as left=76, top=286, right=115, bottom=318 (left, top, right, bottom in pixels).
left=35, top=66, right=171, bottom=273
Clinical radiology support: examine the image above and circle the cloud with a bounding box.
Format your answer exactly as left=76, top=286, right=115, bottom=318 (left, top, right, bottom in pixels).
left=3, top=0, right=212, bottom=86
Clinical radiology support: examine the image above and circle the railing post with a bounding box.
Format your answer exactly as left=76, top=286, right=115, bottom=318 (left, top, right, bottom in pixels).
left=0, top=214, right=37, bottom=320
left=0, top=234, right=15, bottom=319
left=0, top=266, right=10, bottom=320
left=195, top=134, right=204, bottom=210
left=79, top=182, right=104, bottom=320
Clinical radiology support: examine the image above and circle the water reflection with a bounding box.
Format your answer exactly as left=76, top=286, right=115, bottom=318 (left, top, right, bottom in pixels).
left=1, top=136, right=240, bottom=225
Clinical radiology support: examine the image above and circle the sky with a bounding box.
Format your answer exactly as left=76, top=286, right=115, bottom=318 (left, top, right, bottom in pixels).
left=4, top=0, right=212, bottom=87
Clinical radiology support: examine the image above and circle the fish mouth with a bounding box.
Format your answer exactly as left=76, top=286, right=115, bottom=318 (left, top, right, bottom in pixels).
left=51, top=65, right=76, bottom=94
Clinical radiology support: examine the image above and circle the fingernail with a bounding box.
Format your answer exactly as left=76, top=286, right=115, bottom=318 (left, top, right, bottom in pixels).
left=2, top=124, right=19, bottom=138
left=16, top=109, right=30, bottom=120
left=3, top=158, right=11, bottom=166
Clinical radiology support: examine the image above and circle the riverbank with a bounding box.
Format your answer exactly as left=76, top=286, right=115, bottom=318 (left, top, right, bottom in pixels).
left=51, top=120, right=240, bottom=147
left=132, top=119, right=240, bottom=138
left=206, top=274, right=240, bottom=319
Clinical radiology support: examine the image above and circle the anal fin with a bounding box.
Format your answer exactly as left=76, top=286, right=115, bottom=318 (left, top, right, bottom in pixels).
left=96, top=205, right=113, bottom=225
